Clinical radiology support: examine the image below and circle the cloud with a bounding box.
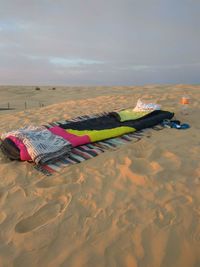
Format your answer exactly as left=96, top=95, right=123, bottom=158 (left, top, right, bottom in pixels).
left=49, top=57, right=104, bottom=67
left=0, top=0, right=200, bottom=85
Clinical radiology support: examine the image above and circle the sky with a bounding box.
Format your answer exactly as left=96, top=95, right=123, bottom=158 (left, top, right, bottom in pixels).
left=0, top=0, right=200, bottom=86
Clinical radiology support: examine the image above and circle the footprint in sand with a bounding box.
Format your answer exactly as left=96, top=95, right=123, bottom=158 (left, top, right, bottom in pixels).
left=154, top=195, right=192, bottom=228
left=133, top=140, right=153, bottom=159
left=36, top=177, right=80, bottom=195
left=154, top=207, right=179, bottom=228
left=36, top=177, right=68, bottom=188
left=15, top=194, right=72, bottom=233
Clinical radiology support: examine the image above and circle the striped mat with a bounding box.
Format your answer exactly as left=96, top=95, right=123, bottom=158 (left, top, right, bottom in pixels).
left=34, top=131, right=146, bottom=176
left=1, top=111, right=164, bottom=176
left=37, top=112, right=164, bottom=175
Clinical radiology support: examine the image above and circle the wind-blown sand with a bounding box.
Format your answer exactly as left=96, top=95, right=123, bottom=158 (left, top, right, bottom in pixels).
left=0, top=84, right=200, bottom=267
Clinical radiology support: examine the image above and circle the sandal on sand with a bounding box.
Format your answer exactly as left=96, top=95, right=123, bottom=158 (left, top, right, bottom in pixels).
left=178, top=123, right=190, bottom=129
left=161, top=120, right=190, bottom=130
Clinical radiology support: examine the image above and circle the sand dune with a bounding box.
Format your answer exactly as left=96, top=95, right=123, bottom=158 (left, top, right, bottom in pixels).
left=0, top=84, right=200, bottom=267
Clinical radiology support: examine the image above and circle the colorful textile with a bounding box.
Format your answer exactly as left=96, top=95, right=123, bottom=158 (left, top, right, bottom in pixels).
left=48, top=126, right=90, bottom=147
left=34, top=131, right=145, bottom=175
left=0, top=109, right=174, bottom=166
left=0, top=137, right=20, bottom=160
left=115, top=110, right=150, bottom=122
left=67, top=126, right=135, bottom=142
left=57, top=110, right=174, bottom=131
left=7, top=136, right=31, bottom=161
left=1, top=126, right=72, bottom=164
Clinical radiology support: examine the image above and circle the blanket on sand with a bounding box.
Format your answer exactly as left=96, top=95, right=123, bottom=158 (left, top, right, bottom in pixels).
left=0, top=109, right=174, bottom=166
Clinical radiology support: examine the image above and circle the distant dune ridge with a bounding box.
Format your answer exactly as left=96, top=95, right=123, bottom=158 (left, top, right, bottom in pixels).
left=0, top=84, right=200, bottom=267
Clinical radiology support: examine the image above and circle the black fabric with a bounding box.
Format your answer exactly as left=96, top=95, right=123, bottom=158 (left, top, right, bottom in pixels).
left=58, top=110, right=174, bottom=131
left=58, top=114, right=119, bottom=130
left=127, top=110, right=174, bottom=130
left=0, top=138, right=20, bottom=160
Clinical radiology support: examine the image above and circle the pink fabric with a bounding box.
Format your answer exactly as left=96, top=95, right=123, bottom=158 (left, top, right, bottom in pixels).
left=8, top=135, right=31, bottom=161
left=7, top=126, right=91, bottom=162
left=48, top=126, right=90, bottom=147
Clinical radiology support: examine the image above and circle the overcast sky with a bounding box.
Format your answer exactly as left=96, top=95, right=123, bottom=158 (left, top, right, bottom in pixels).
left=0, top=0, right=200, bottom=85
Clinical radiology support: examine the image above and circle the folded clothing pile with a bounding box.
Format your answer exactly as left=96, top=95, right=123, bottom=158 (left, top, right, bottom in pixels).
left=1, top=126, right=72, bottom=164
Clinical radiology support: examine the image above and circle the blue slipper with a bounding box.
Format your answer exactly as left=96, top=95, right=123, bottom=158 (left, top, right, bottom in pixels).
left=171, top=122, right=190, bottom=129
left=171, top=122, right=181, bottom=129
left=179, top=123, right=190, bottom=129
left=161, top=120, right=190, bottom=129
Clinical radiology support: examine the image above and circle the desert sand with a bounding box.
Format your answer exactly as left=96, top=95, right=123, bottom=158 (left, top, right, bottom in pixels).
left=0, top=84, right=200, bottom=267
